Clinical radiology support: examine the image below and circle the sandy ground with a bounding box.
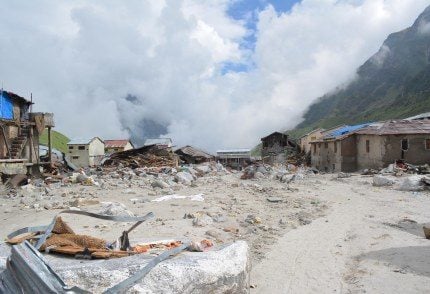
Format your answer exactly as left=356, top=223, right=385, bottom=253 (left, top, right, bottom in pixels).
left=1, top=168, right=430, bottom=293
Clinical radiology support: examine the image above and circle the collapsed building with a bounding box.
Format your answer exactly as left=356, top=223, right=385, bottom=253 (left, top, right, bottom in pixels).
left=216, top=149, right=251, bottom=169
left=175, top=145, right=214, bottom=164
left=260, top=132, right=297, bottom=164
left=0, top=90, right=54, bottom=176
left=310, top=120, right=430, bottom=172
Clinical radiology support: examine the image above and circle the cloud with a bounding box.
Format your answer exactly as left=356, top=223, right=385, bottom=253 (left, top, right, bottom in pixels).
left=0, top=0, right=428, bottom=151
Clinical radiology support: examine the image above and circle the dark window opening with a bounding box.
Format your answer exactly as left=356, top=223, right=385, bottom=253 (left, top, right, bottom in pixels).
left=324, top=142, right=328, bottom=148
left=401, top=139, right=409, bottom=151
left=78, top=146, right=85, bottom=150
left=68, top=146, right=73, bottom=150
left=334, top=142, right=338, bottom=153
left=72, top=156, right=79, bottom=160
left=366, top=140, right=370, bottom=153
left=313, top=144, right=316, bottom=154
left=425, top=139, right=430, bottom=150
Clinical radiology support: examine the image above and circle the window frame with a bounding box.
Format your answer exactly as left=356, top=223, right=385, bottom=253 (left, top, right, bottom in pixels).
left=366, top=140, right=370, bottom=153
left=425, top=139, right=430, bottom=150
left=401, top=139, right=409, bottom=151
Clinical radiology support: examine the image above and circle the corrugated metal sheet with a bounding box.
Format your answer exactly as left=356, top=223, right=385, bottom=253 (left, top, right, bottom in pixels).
left=355, top=120, right=430, bottom=135
left=105, top=140, right=132, bottom=148
left=175, top=145, right=213, bottom=158
left=325, top=123, right=371, bottom=139
left=0, top=92, right=14, bottom=120
left=143, top=138, right=172, bottom=147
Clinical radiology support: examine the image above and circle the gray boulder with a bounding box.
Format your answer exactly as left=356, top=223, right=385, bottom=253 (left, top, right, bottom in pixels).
left=175, top=172, right=194, bottom=185
left=0, top=241, right=249, bottom=293
left=398, top=176, right=425, bottom=191
left=373, top=175, right=396, bottom=187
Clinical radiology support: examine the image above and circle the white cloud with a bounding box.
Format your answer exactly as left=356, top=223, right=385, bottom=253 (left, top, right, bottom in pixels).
left=0, top=0, right=428, bottom=151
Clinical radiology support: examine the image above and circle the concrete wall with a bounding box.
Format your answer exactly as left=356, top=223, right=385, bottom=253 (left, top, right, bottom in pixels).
left=67, top=144, right=90, bottom=168
left=300, top=130, right=323, bottom=154
left=89, top=138, right=105, bottom=166
left=311, top=141, right=342, bottom=172
left=356, top=135, right=384, bottom=170
left=340, top=136, right=357, bottom=172
left=381, top=134, right=430, bottom=166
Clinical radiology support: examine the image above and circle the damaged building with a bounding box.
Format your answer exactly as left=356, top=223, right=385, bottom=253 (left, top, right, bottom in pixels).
left=261, top=132, right=297, bottom=164
left=175, top=145, right=214, bottom=164
left=104, top=139, right=134, bottom=155
left=0, top=90, right=54, bottom=176
left=310, top=120, right=430, bottom=172
left=216, top=149, right=251, bottom=169
left=298, top=128, right=324, bottom=154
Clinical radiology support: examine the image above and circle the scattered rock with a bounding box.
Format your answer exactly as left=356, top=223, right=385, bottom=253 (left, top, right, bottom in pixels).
left=267, top=197, right=283, bottom=203
left=373, top=175, right=396, bottom=187
left=398, top=176, right=425, bottom=191
left=175, top=172, right=194, bottom=185
left=70, top=198, right=100, bottom=207
left=192, top=215, right=213, bottom=227
left=337, top=172, right=351, bottom=178
left=151, top=180, right=170, bottom=189
left=99, top=202, right=134, bottom=217
left=245, top=215, right=261, bottom=225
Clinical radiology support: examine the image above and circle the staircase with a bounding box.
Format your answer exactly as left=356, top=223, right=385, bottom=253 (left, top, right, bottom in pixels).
left=9, top=127, right=29, bottom=159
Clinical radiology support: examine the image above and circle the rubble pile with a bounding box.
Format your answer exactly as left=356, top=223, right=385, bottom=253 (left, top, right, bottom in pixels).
left=102, top=145, right=177, bottom=169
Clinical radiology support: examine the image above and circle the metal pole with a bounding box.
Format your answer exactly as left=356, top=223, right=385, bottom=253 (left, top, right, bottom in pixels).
left=48, top=127, right=52, bottom=166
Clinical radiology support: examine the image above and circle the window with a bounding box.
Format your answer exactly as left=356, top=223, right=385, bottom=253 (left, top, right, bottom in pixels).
left=426, top=139, right=430, bottom=150
left=310, top=136, right=316, bottom=141
left=68, top=146, right=73, bottom=150
left=366, top=140, right=370, bottom=153
left=78, top=146, right=85, bottom=150
left=401, top=139, right=409, bottom=151
left=324, top=142, right=328, bottom=148
left=72, top=156, right=79, bottom=159
left=313, top=144, right=316, bottom=154
left=334, top=142, right=338, bottom=153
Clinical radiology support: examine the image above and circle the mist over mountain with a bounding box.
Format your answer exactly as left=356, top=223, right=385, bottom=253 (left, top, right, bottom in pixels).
left=294, top=5, right=430, bottom=136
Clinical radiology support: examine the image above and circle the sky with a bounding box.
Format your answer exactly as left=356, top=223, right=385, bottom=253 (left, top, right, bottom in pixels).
left=0, top=0, right=429, bottom=151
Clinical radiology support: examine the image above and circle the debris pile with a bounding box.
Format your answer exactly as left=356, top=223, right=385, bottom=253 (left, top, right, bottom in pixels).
left=103, top=145, right=177, bottom=169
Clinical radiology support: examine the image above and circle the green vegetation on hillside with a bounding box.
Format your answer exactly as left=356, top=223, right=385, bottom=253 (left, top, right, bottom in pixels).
left=293, top=6, right=430, bottom=136
left=39, top=129, right=70, bottom=153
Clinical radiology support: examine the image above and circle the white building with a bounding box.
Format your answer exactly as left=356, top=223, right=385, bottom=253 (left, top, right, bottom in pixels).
left=67, top=137, right=105, bottom=168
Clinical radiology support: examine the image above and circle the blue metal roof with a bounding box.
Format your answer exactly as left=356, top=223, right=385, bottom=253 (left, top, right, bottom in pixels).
left=325, top=123, right=371, bottom=139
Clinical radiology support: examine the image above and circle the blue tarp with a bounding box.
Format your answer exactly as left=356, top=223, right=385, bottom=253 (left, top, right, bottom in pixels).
left=0, top=91, right=14, bottom=119
left=325, top=123, right=372, bottom=138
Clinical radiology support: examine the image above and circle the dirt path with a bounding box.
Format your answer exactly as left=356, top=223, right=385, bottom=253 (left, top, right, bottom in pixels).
left=252, top=176, right=430, bottom=293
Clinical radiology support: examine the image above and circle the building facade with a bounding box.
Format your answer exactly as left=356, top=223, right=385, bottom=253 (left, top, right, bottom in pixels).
left=261, top=132, right=296, bottom=164
left=67, top=137, right=105, bottom=168
left=310, top=120, right=430, bottom=172
left=104, top=140, right=134, bottom=154
left=298, top=128, right=324, bottom=154
left=217, top=149, right=251, bottom=169
left=0, top=90, right=54, bottom=175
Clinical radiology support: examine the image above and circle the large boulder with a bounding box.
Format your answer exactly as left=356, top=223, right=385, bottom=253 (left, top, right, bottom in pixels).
left=373, top=175, right=396, bottom=187
left=195, top=165, right=211, bottom=174
left=397, top=176, right=425, bottom=191
left=175, top=172, right=194, bottom=185
left=99, top=202, right=134, bottom=217
left=0, top=241, right=250, bottom=293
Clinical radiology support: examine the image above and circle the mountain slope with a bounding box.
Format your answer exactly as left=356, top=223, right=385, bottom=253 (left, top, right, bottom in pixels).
left=294, top=5, right=430, bottom=136
left=39, top=130, right=70, bottom=153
